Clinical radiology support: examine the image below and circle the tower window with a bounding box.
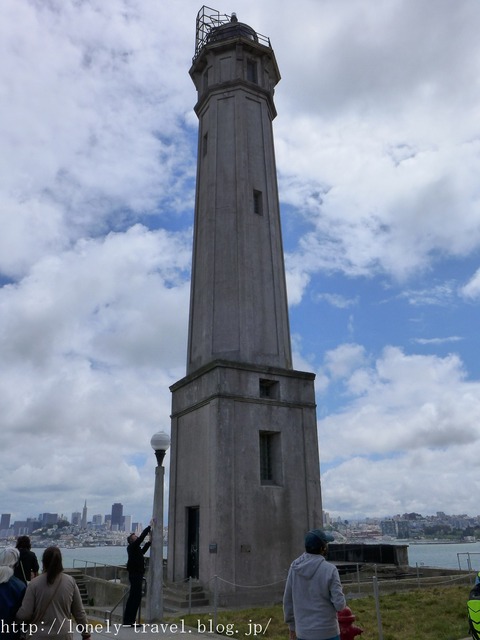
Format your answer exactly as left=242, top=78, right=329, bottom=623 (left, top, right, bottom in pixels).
left=259, top=431, right=282, bottom=485
left=247, top=59, right=258, bottom=84
left=253, top=190, right=263, bottom=215
left=203, top=132, right=208, bottom=157
left=259, top=378, right=279, bottom=399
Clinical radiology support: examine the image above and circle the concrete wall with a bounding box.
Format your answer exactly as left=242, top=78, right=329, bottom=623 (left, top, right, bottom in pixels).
left=168, top=361, right=322, bottom=595
left=328, top=543, right=409, bottom=566
left=85, top=576, right=127, bottom=609
left=168, top=23, right=323, bottom=603
left=84, top=565, right=127, bottom=582
left=186, top=36, right=290, bottom=375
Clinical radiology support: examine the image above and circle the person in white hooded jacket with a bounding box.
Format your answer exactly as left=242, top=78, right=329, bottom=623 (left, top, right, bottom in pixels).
left=0, top=547, right=26, bottom=639
left=283, top=529, right=346, bottom=640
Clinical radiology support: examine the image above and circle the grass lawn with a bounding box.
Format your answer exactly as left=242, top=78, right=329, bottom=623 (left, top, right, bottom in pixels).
left=174, top=585, right=472, bottom=640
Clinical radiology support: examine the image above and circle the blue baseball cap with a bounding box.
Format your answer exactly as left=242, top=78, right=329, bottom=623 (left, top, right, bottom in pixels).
left=305, top=529, right=335, bottom=553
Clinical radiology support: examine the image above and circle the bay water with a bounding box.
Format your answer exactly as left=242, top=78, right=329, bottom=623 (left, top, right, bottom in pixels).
left=31, top=541, right=480, bottom=571
left=31, top=546, right=156, bottom=569
left=407, top=541, right=480, bottom=571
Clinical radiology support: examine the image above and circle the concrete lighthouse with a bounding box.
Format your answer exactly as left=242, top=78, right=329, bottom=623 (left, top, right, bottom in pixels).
left=167, top=7, right=323, bottom=604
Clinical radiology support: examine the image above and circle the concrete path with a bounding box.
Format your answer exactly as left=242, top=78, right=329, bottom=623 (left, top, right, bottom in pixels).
left=74, top=622, right=223, bottom=640
left=73, top=627, right=471, bottom=640
left=73, top=631, right=471, bottom=640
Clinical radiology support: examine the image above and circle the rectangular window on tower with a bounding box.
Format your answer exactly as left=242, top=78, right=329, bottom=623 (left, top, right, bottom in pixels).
left=259, top=431, right=282, bottom=486
left=202, top=132, right=208, bottom=157
left=253, top=189, right=263, bottom=215
left=259, top=378, right=279, bottom=399
left=247, top=59, right=258, bottom=84
left=203, top=68, right=210, bottom=91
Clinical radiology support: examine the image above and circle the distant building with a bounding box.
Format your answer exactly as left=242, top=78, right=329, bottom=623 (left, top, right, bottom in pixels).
left=396, top=520, right=410, bottom=539
left=123, top=515, right=132, bottom=533
left=111, top=503, right=123, bottom=529
left=14, top=521, right=31, bottom=536
left=381, top=520, right=396, bottom=536
left=381, top=518, right=410, bottom=539
left=81, top=501, right=88, bottom=529
left=92, top=514, right=103, bottom=526
left=71, top=512, right=81, bottom=526
left=1, top=514, right=11, bottom=530
left=27, top=518, right=41, bottom=532
left=40, top=513, right=58, bottom=527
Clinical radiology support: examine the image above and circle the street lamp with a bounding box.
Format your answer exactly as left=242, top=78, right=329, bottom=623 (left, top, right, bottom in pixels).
left=146, top=430, right=170, bottom=622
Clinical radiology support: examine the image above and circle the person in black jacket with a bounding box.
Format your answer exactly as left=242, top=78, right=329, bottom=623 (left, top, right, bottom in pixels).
left=14, top=536, right=39, bottom=584
left=123, top=525, right=151, bottom=626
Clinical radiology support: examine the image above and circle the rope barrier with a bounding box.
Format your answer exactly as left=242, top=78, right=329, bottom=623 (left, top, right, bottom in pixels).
left=209, top=575, right=286, bottom=589
left=162, top=568, right=476, bottom=617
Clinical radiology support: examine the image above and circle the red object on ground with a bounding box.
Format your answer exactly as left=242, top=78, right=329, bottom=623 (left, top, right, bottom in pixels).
left=338, top=606, right=364, bottom=640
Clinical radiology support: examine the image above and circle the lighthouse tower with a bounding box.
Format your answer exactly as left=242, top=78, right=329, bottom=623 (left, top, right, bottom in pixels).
left=167, top=7, right=323, bottom=603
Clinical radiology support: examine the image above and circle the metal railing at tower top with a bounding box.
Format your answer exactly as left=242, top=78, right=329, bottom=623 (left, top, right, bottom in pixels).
left=193, top=5, right=271, bottom=61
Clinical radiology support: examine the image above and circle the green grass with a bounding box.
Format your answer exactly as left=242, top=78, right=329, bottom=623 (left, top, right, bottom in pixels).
left=172, top=585, right=472, bottom=640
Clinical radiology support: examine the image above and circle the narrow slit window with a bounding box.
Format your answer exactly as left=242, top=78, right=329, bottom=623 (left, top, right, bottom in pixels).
left=253, top=190, right=263, bottom=215
left=203, top=132, right=208, bottom=157
left=247, top=59, right=258, bottom=84
left=259, top=433, right=273, bottom=483
left=259, top=431, right=282, bottom=486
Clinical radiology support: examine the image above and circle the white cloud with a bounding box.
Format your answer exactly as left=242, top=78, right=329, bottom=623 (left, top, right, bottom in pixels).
left=285, top=267, right=310, bottom=306
left=271, top=0, right=480, bottom=289
left=0, top=223, right=190, bottom=521
left=323, top=343, right=367, bottom=381
left=0, top=0, right=196, bottom=279
left=0, top=225, right=191, bottom=367
left=413, top=337, right=463, bottom=345
left=318, top=346, right=480, bottom=517
left=400, top=282, right=458, bottom=307
left=461, top=268, right=480, bottom=300
left=315, top=293, right=359, bottom=309
left=1, top=0, right=480, bottom=525
left=323, top=447, right=480, bottom=520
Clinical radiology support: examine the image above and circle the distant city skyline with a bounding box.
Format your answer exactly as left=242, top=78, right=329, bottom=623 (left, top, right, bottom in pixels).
left=4, top=506, right=480, bottom=528
left=2, top=507, right=478, bottom=547
left=0, top=501, right=144, bottom=534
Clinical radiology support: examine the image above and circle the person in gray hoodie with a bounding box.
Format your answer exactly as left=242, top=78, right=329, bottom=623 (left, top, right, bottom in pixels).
left=283, top=529, right=346, bottom=640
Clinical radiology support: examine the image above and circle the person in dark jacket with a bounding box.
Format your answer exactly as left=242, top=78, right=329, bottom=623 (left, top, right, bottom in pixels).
left=123, top=525, right=151, bottom=626
left=14, top=536, right=39, bottom=584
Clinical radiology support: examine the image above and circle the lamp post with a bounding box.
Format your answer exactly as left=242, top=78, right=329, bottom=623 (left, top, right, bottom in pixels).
left=146, top=430, right=170, bottom=623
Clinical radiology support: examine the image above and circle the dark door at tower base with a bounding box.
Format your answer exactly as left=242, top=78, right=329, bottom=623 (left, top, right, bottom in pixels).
left=186, top=506, right=199, bottom=579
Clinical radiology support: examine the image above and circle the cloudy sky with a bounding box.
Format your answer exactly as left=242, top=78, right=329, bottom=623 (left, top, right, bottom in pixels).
left=1, top=0, right=480, bottom=528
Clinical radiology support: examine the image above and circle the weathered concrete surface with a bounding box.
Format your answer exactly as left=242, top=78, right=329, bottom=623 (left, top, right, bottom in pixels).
left=167, top=14, right=323, bottom=604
